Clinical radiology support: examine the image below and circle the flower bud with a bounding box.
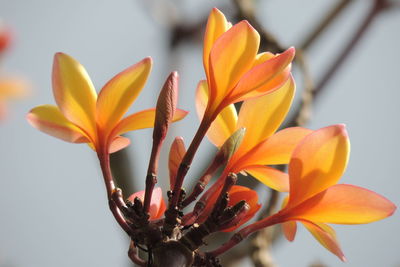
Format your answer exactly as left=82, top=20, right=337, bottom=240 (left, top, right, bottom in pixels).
left=216, top=127, right=246, bottom=164
left=153, top=71, right=178, bottom=141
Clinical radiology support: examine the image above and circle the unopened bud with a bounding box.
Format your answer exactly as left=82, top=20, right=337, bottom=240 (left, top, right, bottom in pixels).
left=153, top=71, right=178, bottom=140
left=217, top=128, right=246, bottom=164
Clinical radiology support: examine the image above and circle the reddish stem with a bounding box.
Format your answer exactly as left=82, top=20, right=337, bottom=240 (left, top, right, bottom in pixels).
left=98, top=150, right=132, bottom=235
left=207, top=213, right=281, bottom=257
left=143, top=138, right=162, bottom=214
left=182, top=150, right=225, bottom=208
left=128, top=241, right=146, bottom=266
left=168, top=117, right=211, bottom=208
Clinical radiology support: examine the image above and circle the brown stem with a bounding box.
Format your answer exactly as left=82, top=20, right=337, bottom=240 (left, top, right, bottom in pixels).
left=164, top=118, right=211, bottom=230
left=128, top=241, right=146, bottom=266
left=98, top=151, right=132, bottom=235
left=143, top=138, right=162, bottom=214
left=207, top=213, right=280, bottom=257
left=182, top=149, right=225, bottom=208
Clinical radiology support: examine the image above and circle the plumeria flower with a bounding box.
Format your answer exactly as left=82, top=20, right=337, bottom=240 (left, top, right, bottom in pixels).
left=0, top=24, right=29, bottom=121
left=128, top=187, right=166, bottom=220
left=0, top=76, right=29, bottom=120
left=200, top=8, right=295, bottom=125
left=251, top=125, right=396, bottom=260
left=0, top=22, right=12, bottom=54
left=27, top=53, right=187, bottom=154
left=197, top=75, right=311, bottom=192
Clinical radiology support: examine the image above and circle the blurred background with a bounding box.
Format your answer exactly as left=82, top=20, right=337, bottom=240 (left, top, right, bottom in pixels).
left=0, top=0, right=399, bottom=266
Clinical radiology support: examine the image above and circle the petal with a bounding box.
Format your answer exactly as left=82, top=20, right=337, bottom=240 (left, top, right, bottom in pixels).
left=27, top=104, right=90, bottom=143
left=288, top=124, right=350, bottom=206
left=236, top=75, right=295, bottom=151
left=127, top=187, right=166, bottom=220
left=208, top=21, right=260, bottom=112
left=244, top=165, right=289, bottom=192
left=96, top=57, right=152, bottom=132
left=196, top=80, right=238, bottom=147
left=287, top=184, right=396, bottom=224
left=113, top=108, right=188, bottom=136
left=282, top=221, right=297, bottom=241
left=52, top=53, right=97, bottom=139
left=0, top=26, right=12, bottom=53
left=169, top=137, right=186, bottom=190
left=0, top=101, right=7, bottom=120
left=203, top=8, right=230, bottom=82
left=231, top=127, right=312, bottom=167
left=109, top=136, right=131, bottom=153
left=225, top=48, right=295, bottom=104
left=0, top=77, right=29, bottom=98
left=302, top=221, right=346, bottom=261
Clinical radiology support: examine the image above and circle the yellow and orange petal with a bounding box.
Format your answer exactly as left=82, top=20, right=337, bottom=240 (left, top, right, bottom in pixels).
left=285, top=184, right=396, bottom=224
left=232, top=127, right=313, bottom=167
left=196, top=80, right=237, bottom=147
left=243, top=165, right=289, bottom=192
left=27, top=105, right=90, bottom=143
left=287, top=124, right=350, bottom=207
left=208, top=20, right=260, bottom=113
left=96, top=57, right=152, bottom=133
left=112, top=108, right=188, bottom=137
left=203, top=8, right=230, bottom=82
left=224, top=48, right=295, bottom=105
left=235, top=75, right=295, bottom=152
left=52, top=53, right=97, bottom=139
left=302, top=221, right=346, bottom=261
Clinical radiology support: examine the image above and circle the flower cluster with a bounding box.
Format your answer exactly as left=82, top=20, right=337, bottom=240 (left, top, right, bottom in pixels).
left=0, top=23, right=28, bottom=120
left=27, top=7, right=395, bottom=266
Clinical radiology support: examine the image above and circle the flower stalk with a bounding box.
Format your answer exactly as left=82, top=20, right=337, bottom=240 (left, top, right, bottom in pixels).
left=144, top=72, right=179, bottom=214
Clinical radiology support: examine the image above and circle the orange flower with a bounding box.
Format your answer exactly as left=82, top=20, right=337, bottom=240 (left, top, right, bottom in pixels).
left=128, top=187, right=166, bottom=220
left=0, top=76, right=28, bottom=120
left=200, top=8, right=295, bottom=124
left=27, top=53, right=187, bottom=154
left=197, top=74, right=311, bottom=192
left=0, top=23, right=12, bottom=53
left=0, top=24, right=29, bottom=120
left=263, top=125, right=396, bottom=260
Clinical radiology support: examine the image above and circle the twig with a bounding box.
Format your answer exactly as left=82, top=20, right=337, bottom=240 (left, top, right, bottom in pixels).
left=300, top=0, right=354, bottom=50
left=286, top=0, right=393, bottom=128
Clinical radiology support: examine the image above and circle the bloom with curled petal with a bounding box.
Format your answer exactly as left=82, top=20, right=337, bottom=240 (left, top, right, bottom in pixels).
left=254, top=125, right=396, bottom=261
left=197, top=74, right=311, bottom=192
left=128, top=187, right=166, bottom=220
left=27, top=53, right=187, bottom=154
left=200, top=8, right=295, bottom=125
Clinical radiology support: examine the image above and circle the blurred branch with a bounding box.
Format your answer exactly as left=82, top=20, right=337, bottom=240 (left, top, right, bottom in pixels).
left=228, top=0, right=397, bottom=266
left=138, top=0, right=398, bottom=266
left=300, top=0, right=353, bottom=50
left=286, top=0, right=394, bottom=128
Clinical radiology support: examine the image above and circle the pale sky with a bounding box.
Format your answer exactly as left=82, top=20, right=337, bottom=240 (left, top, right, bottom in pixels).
left=0, top=1, right=399, bottom=267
